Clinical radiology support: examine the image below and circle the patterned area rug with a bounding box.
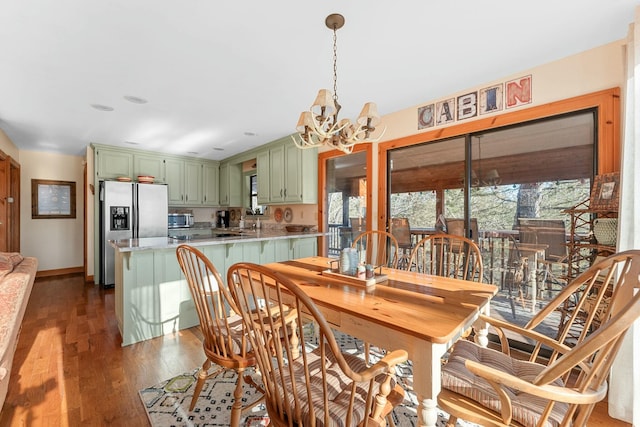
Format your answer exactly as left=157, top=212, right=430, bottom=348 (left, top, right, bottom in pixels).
left=139, top=332, right=479, bottom=427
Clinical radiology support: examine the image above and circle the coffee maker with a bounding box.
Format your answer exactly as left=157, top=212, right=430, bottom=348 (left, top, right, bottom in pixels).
left=216, top=210, right=230, bottom=228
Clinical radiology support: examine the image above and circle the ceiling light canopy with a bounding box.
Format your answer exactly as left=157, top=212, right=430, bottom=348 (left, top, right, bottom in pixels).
left=91, top=104, right=114, bottom=112
left=123, top=95, right=148, bottom=104
left=292, top=13, right=385, bottom=154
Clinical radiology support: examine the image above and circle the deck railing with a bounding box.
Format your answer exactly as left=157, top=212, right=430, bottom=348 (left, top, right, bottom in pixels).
left=327, top=224, right=519, bottom=288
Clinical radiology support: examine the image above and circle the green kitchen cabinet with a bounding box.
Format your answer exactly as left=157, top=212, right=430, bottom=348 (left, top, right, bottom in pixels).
left=184, top=161, right=203, bottom=205
left=258, top=137, right=317, bottom=205
left=260, top=239, right=291, bottom=264
left=256, top=150, right=270, bottom=205
left=292, top=237, right=318, bottom=259
left=219, top=162, right=242, bottom=206
left=134, top=153, right=166, bottom=183
left=202, top=162, right=219, bottom=206
left=95, top=148, right=133, bottom=179
left=165, top=159, right=203, bottom=206
left=165, top=158, right=186, bottom=205
left=269, top=144, right=285, bottom=203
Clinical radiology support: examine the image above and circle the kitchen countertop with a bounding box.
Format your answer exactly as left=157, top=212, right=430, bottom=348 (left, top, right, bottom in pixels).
left=110, top=229, right=326, bottom=252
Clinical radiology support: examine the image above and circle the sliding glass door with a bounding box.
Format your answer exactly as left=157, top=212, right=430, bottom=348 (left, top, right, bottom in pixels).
left=387, top=110, right=596, bottom=340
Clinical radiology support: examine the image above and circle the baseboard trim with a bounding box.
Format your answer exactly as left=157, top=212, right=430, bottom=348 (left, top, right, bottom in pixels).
left=36, top=266, right=84, bottom=278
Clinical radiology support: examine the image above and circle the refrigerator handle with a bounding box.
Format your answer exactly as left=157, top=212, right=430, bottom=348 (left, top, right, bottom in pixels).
left=133, top=184, right=139, bottom=239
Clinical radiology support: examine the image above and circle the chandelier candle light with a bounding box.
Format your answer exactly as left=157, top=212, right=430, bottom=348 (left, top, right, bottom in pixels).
left=293, top=13, right=385, bottom=154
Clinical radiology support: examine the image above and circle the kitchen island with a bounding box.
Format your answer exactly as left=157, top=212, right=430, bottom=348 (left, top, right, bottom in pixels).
left=111, top=229, right=324, bottom=346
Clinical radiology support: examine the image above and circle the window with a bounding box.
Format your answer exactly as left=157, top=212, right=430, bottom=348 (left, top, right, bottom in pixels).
left=249, top=174, right=262, bottom=214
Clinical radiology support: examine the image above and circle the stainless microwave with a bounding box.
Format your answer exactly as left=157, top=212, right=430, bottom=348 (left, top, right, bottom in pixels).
left=168, top=213, right=194, bottom=229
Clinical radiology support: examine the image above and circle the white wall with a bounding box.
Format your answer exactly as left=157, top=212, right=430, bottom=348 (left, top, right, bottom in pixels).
left=20, top=150, right=85, bottom=272
left=366, top=40, right=625, bottom=227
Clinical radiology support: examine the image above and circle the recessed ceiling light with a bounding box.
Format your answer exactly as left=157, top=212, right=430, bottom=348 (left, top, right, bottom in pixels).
left=91, top=104, right=114, bottom=111
left=212, top=147, right=224, bottom=151
left=125, top=141, right=140, bottom=145
left=244, top=131, right=257, bottom=137
left=123, top=95, right=148, bottom=104
left=187, top=151, right=199, bottom=155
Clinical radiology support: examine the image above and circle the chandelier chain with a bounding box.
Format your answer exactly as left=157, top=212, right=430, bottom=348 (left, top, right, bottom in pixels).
left=332, top=25, right=339, bottom=104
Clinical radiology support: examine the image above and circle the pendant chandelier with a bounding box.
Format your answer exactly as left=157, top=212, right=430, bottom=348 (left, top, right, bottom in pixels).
left=292, top=13, right=385, bottom=154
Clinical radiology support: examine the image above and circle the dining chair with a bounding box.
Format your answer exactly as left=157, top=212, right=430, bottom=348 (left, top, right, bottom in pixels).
left=226, top=262, right=408, bottom=427
left=175, top=244, right=262, bottom=426
left=438, top=250, right=640, bottom=427
left=406, top=233, right=484, bottom=282
left=390, top=217, right=413, bottom=269
left=351, top=230, right=399, bottom=268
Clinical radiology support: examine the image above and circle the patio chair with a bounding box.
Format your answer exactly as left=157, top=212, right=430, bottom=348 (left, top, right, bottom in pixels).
left=226, top=262, right=408, bottom=427
left=390, top=217, right=413, bottom=269
left=445, top=217, right=479, bottom=243
left=175, top=244, right=263, bottom=426
left=350, top=216, right=366, bottom=234
left=438, top=250, right=640, bottom=427
left=406, top=233, right=484, bottom=282
left=503, top=235, right=529, bottom=318
left=352, top=230, right=399, bottom=268
left=518, top=218, right=569, bottom=299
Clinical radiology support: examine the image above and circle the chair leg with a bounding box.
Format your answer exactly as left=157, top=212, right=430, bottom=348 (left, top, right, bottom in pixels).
left=364, top=342, right=371, bottom=365
left=190, top=359, right=213, bottom=411
left=445, top=415, right=458, bottom=427
left=230, top=367, right=245, bottom=427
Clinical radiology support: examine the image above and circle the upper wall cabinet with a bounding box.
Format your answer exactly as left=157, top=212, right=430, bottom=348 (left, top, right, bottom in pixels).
left=165, top=159, right=206, bottom=206
left=202, top=162, right=219, bottom=206
left=134, top=153, right=166, bottom=183
left=219, top=162, right=242, bottom=206
left=95, top=148, right=133, bottom=179
left=256, top=150, right=270, bottom=205
left=92, top=144, right=219, bottom=207
left=257, top=138, right=317, bottom=205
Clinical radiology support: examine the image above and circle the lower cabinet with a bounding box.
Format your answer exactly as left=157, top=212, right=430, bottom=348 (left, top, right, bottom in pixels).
left=292, top=237, right=318, bottom=259
left=115, top=237, right=318, bottom=346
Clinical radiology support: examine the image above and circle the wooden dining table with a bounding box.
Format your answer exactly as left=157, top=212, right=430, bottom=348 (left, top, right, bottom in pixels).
left=263, top=256, right=498, bottom=427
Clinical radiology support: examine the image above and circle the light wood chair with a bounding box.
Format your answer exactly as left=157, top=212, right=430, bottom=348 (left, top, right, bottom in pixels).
left=352, top=230, right=399, bottom=268
left=406, top=233, right=484, bottom=282
left=176, top=244, right=262, bottom=426
left=438, top=250, right=640, bottom=427
left=227, top=262, right=408, bottom=427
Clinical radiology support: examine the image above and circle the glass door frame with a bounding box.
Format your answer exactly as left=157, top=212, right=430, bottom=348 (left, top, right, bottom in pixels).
left=318, top=144, right=373, bottom=256
left=377, top=88, right=620, bottom=232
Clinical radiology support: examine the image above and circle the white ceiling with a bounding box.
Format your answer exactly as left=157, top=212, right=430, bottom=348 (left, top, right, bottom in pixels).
left=0, top=1, right=636, bottom=161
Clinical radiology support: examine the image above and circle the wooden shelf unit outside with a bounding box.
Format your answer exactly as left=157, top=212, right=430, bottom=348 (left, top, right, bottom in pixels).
left=563, top=199, right=617, bottom=280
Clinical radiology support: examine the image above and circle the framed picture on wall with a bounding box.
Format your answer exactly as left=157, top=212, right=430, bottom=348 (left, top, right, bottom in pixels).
left=590, top=172, right=620, bottom=211
left=31, top=179, right=76, bottom=219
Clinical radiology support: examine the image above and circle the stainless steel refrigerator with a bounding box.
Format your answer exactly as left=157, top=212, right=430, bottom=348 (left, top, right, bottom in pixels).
left=99, top=180, right=168, bottom=288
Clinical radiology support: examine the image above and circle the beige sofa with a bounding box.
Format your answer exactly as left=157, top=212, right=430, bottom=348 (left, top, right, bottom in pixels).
left=0, top=254, right=38, bottom=410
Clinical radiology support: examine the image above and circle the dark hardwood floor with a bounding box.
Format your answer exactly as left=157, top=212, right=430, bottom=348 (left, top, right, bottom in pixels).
left=0, top=274, right=632, bottom=426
